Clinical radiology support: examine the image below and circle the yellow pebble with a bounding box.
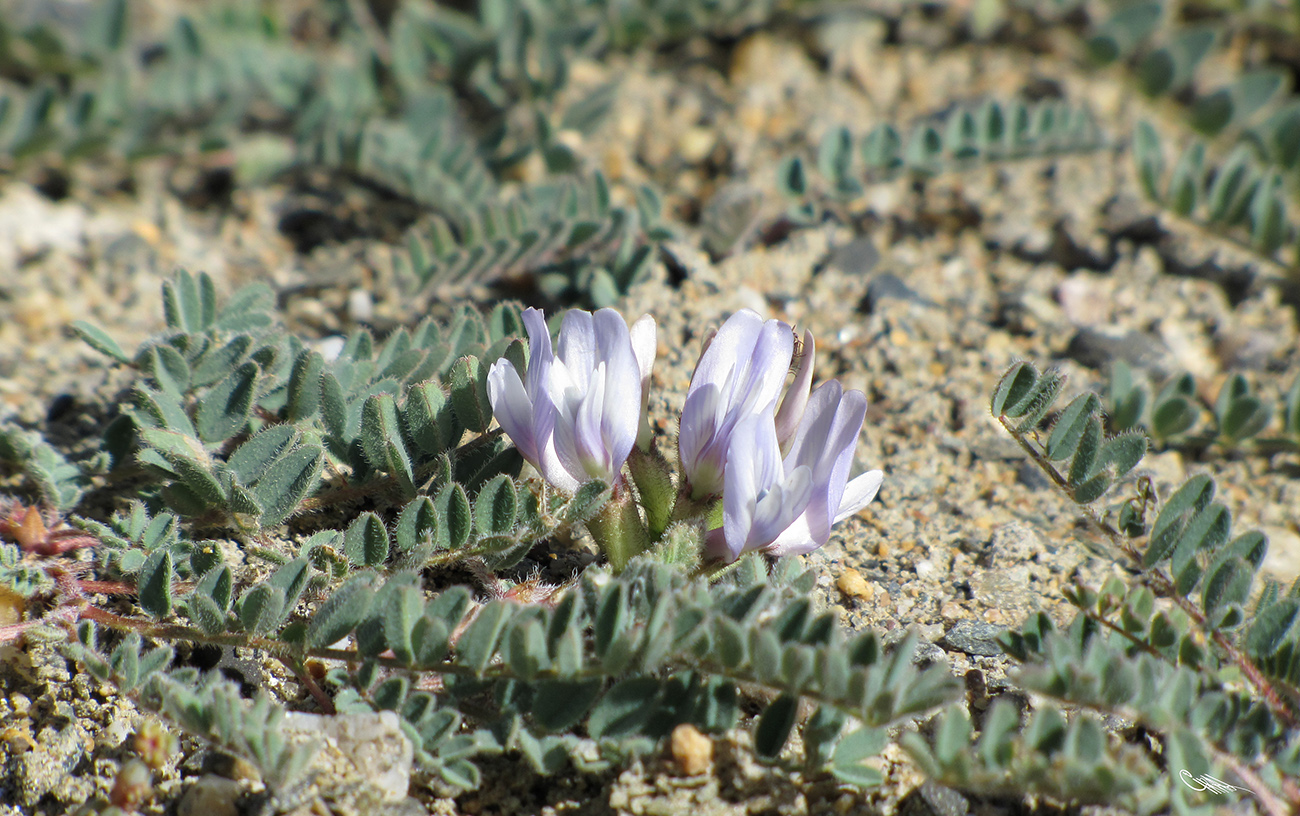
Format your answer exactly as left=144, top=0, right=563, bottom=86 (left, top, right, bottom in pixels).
left=836, top=569, right=874, bottom=602
left=670, top=723, right=712, bottom=776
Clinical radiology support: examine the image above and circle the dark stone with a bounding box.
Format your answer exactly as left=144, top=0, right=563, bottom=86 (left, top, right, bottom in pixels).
left=899, top=781, right=971, bottom=816
left=1015, top=461, right=1053, bottom=491
left=1061, top=326, right=1166, bottom=373
left=859, top=272, right=936, bottom=314
left=825, top=236, right=880, bottom=276
left=940, top=620, right=1008, bottom=657
left=46, top=394, right=76, bottom=422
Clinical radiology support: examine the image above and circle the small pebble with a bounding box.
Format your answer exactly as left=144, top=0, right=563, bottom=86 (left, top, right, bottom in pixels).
left=178, top=775, right=241, bottom=816
left=670, top=723, right=712, bottom=776
left=836, top=569, right=874, bottom=602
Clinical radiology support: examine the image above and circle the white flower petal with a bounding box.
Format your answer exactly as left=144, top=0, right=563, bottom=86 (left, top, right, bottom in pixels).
left=834, top=470, right=883, bottom=524
left=487, top=360, right=539, bottom=464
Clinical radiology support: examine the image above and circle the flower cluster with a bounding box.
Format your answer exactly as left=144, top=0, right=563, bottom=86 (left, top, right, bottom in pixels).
left=488, top=307, right=882, bottom=569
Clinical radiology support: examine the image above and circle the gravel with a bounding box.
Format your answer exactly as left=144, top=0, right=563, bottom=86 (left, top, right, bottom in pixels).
left=2, top=10, right=1298, bottom=816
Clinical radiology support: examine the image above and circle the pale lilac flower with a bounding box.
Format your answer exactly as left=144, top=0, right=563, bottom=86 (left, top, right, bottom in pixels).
left=766, top=380, right=883, bottom=557
left=773, top=328, right=814, bottom=454
left=678, top=310, right=794, bottom=498
left=487, top=307, right=650, bottom=493
left=629, top=314, right=657, bottom=450
left=705, top=415, right=813, bottom=563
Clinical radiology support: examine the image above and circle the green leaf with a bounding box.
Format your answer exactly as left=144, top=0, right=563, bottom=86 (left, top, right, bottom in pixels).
left=196, top=361, right=259, bottom=444
left=990, top=362, right=1038, bottom=417
left=344, top=512, right=390, bottom=568
left=503, top=616, right=548, bottom=681
left=286, top=351, right=324, bottom=422
left=904, top=125, right=943, bottom=174
left=138, top=550, right=174, bottom=619
left=253, top=445, right=323, bottom=528
left=1215, top=374, right=1272, bottom=443
left=474, top=475, right=517, bottom=537
left=1066, top=415, right=1102, bottom=487
left=1206, top=147, right=1258, bottom=225
left=753, top=694, right=799, bottom=760
left=1202, top=558, right=1252, bottom=625
left=394, top=496, right=437, bottom=554
left=1086, top=2, right=1161, bottom=64
left=412, top=615, right=451, bottom=667
left=449, top=356, right=492, bottom=433
left=1133, top=121, right=1164, bottom=201
left=434, top=482, right=472, bottom=551
left=1012, top=369, right=1065, bottom=433
left=1190, top=89, right=1233, bottom=136
left=587, top=677, right=660, bottom=739
left=360, top=394, right=415, bottom=494
left=320, top=370, right=348, bottom=442
left=777, top=155, right=808, bottom=197
left=1145, top=475, right=1215, bottom=567
left=458, top=600, right=510, bottom=675
left=1246, top=599, right=1298, bottom=657
left=1096, top=432, right=1147, bottom=481
left=1231, top=70, right=1286, bottom=125
left=162, top=269, right=216, bottom=333
left=1046, top=393, right=1101, bottom=461
left=383, top=584, right=425, bottom=665
left=830, top=727, right=886, bottom=788
left=1249, top=173, right=1287, bottom=256
left=227, top=426, right=298, bottom=487
left=140, top=345, right=191, bottom=397
left=817, top=126, right=859, bottom=194
left=305, top=574, right=378, bottom=648
left=404, top=381, right=456, bottom=455
left=532, top=680, right=601, bottom=732
left=1166, top=142, right=1204, bottom=217
left=1137, top=48, right=1175, bottom=97
left=267, top=556, right=312, bottom=613
left=72, top=320, right=131, bottom=364
left=240, top=584, right=286, bottom=634
left=861, top=124, right=902, bottom=171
